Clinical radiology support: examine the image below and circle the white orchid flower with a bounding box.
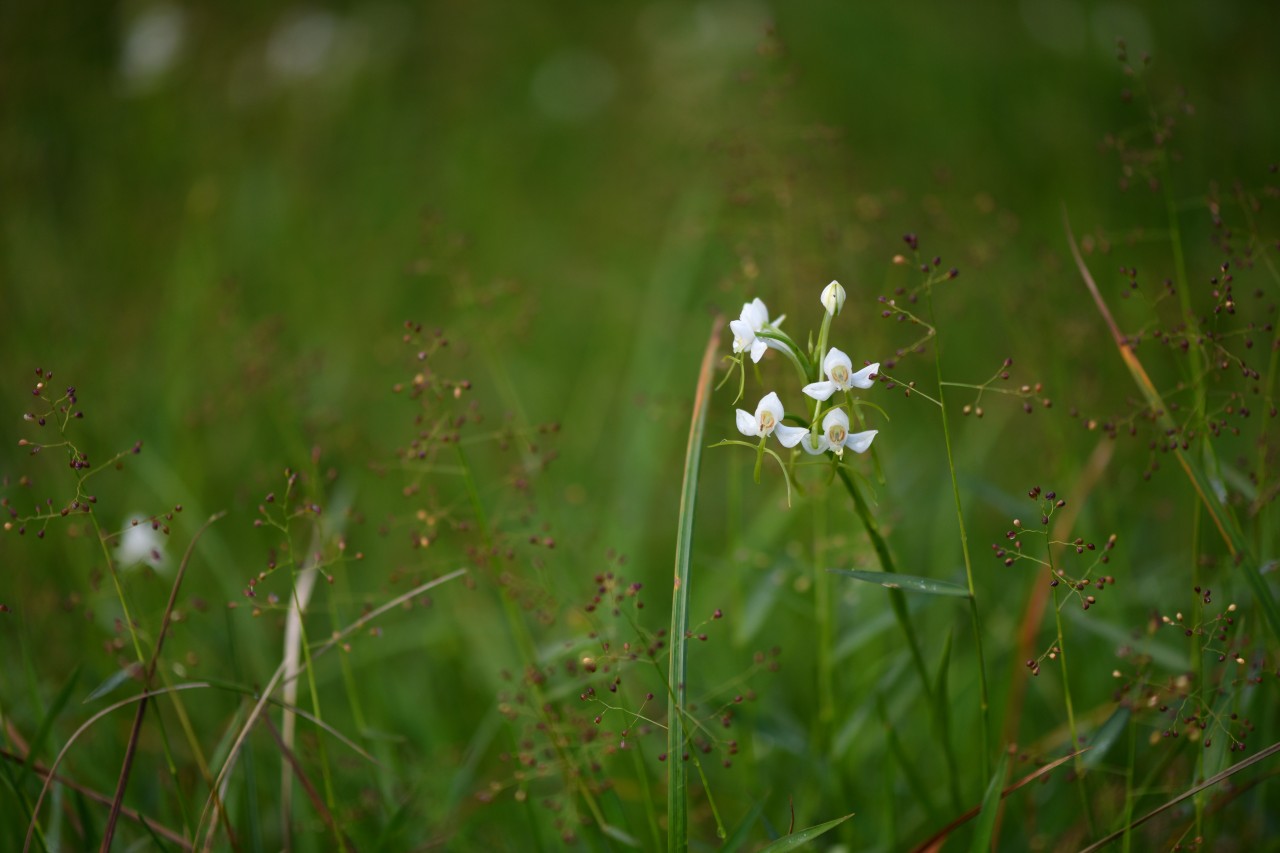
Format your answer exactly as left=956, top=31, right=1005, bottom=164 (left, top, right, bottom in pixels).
left=820, top=280, right=847, bottom=316
left=735, top=391, right=808, bottom=447
left=802, top=348, right=878, bottom=401
left=811, top=408, right=877, bottom=457
left=729, top=298, right=785, bottom=364
left=117, top=514, right=168, bottom=570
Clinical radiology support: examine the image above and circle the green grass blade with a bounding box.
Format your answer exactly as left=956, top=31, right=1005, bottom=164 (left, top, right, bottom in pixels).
left=667, top=316, right=723, bottom=853
left=1079, top=738, right=1280, bottom=853
left=758, top=813, right=855, bottom=852
left=829, top=569, right=971, bottom=597
left=877, top=695, right=939, bottom=821
left=969, top=750, right=1008, bottom=853
left=835, top=468, right=935, bottom=694
left=81, top=665, right=140, bottom=705
left=1065, top=213, right=1280, bottom=644
left=1082, top=706, right=1130, bottom=770
left=720, top=798, right=766, bottom=853
left=16, top=664, right=80, bottom=798
left=933, top=631, right=963, bottom=813
left=912, top=750, right=1083, bottom=852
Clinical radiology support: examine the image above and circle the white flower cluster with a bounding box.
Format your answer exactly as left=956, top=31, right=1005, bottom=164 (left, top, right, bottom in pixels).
left=731, top=281, right=880, bottom=459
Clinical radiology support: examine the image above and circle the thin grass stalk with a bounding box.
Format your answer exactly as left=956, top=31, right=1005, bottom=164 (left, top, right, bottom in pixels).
left=26, top=682, right=213, bottom=853
left=1, top=747, right=192, bottom=849
left=1000, top=439, right=1112, bottom=746
left=261, top=714, right=350, bottom=850
left=281, top=561, right=316, bottom=850
left=1121, top=715, right=1136, bottom=853
left=1231, top=182, right=1280, bottom=547
left=927, top=286, right=992, bottom=785
left=455, top=446, right=622, bottom=841
left=192, top=569, right=467, bottom=849
left=1078, top=739, right=1280, bottom=853
left=1048, top=584, right=1094, bottom=836
left=667, top=316, right=723, bottom=852
left=281, top=507, right=349, bottom=852
left=100, top=511, right=225, bottom=852
left=1155, top=139, right=1216, bottom=841
left=1065, top=212, right=1280, bottom=644
left=909, top=749, right=1084, bottom=853
left=89, top=506, right=221, bottom=841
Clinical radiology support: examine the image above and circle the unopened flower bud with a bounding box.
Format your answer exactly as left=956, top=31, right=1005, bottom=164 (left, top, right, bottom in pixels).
left=820, top=280, right=847, bottom=316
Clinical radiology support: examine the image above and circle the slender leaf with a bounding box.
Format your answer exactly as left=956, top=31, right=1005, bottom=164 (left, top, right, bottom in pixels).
left=758, top=813, right=855, bottom=852
left=933, top=631, right=963, bottom=813
left=667, top=316, right=723, bottom=852
left=600, top=822, right=642, bottom=848
left=82, top=665, right=140, bottom=705
left=1065, top=212, right=1280, bottom=645
left=830, top=569, right=971, bottom=598
left=721, top=798, right=767, bottom=853
left=17, top=664, right=81, bottom=797
left=911, top=749, right=1084, bottom=853
left=878, top=695, right=939, bottom=820
left=1082, top=706, right=1131, bottom=770
left=1079, top=739, right=1280, bottom=853
left=969, top=750, right=1008, bottom=853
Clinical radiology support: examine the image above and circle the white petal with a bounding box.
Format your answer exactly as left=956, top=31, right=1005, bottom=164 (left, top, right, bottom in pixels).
left=821, top=408, right=850, bottom=431
left=798, top=433, right=830, bottom=455
left=820, top=280, right=846, bottom=316
left=749, top=338, right=768, bottom=363
left=756, top=392, right=785, bottom=429
left=802, top=380, right=837, bottom=401
left=769, top=312, right=785, bottom=329
left=729, top=318, right=755, bottom=353
left=742, top=298, right=769, bottom=330
left=850, top=362, right=879, bottom=389
left=774, top=423, right=808, bottom=448
left=843, top=429, right=878, bottom=454
left=735, top=408, right=758, bottom=437
left=823, top=347, right=853, bottom=380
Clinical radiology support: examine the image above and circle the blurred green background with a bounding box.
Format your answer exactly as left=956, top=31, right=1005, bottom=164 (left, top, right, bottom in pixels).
left=3, top=0, right=1279, bottom=849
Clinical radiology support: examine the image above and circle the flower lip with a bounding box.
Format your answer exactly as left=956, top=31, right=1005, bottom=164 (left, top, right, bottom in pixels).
left=798, top=432, right=830, bottom=455
left=735, top=391, right=807, bottom=447
left=735, top=391, right=785, bottom=438
left=802, top=348, right=879, bottom=401
left=816, top=408, right=879, bottom=457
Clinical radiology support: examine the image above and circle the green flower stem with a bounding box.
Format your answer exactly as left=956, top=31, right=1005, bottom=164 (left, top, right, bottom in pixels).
left=812, top=309, right=834, bottom=419
left=757, top=328, right=812, bottom=383
left=812, top=307, right=837, bottom=739
left=835, top=467, right=962, bottom=811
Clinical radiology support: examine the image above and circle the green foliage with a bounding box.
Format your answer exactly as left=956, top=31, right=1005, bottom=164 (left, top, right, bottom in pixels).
left=2, top=2, right=1279, bottom=850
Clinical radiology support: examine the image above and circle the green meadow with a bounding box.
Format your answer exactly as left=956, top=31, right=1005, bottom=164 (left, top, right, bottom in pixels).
left=2, top=2, right=1279, bottom=850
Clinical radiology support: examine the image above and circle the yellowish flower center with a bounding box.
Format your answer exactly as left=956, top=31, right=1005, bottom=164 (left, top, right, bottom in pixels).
left=759, top=410, right=776, bottom=432
left=831, top=365, right=849, bottom=386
